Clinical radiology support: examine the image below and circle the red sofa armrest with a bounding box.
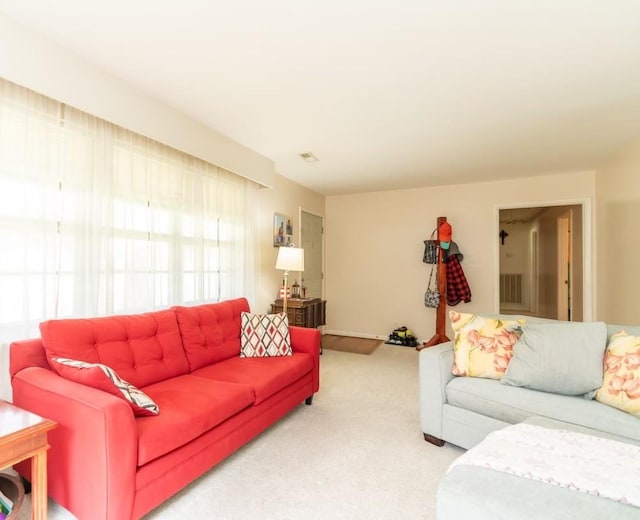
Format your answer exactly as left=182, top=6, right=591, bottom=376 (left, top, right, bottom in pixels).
left=11, top=367, right=138, bottom=520
left=289, top=326, right=321, bottom=393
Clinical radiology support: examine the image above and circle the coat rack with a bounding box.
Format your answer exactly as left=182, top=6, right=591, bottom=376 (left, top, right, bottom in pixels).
left=417, top=216, right=451, bottom=350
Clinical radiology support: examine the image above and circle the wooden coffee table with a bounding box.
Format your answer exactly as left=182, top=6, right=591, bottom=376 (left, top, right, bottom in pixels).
left=0, top=401, right=56, bottom=520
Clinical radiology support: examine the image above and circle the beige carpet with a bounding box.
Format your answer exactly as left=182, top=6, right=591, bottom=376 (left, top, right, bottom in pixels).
left=18, top=345, right=463, bottom=520
left=322, top=334, right=383, bottom=355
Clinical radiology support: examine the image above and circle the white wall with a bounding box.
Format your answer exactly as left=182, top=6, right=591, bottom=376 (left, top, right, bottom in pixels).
left=499, top=222, right=531, bottom=312
left=596, top=138, right=640, bottom=324
left=255, top=175, right=325, bottom=314
left=499, top=223, right=530, bottom=276
left=325, top=171, right=595, bottom=342
left=0, top=14, right=274, bottom=188
left=537, top=210, right=560, bottom=319
left=0, top=15, right=327, bottom=317
left=0, top=14, right=328, bottom=401
left=5, top=9, right=637, bottom=337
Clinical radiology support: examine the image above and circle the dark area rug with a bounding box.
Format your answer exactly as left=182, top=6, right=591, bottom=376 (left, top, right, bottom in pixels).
left=322, top=334, right=383, bottom=355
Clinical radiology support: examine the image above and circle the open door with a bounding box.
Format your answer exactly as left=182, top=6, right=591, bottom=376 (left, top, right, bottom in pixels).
left=300, top=210, right=323, bottom=298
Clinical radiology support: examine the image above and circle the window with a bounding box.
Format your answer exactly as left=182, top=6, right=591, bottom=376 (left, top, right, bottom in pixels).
left=0, top=78, right=258, bottom=347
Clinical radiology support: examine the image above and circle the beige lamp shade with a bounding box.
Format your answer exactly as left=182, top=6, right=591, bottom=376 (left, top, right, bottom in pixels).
left=275, top=247, right=304, bottom=272
left=275, top=246, right=304, bottom=313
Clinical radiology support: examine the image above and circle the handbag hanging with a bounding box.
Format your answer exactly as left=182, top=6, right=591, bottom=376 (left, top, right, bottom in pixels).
left=424, top=264, right=440, bottom=308
left=422, top=228, right=439, bottom=264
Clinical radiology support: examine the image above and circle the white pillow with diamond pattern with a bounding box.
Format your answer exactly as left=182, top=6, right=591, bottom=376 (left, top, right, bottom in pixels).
left=51, top=357, right=159, bottom=416
left=240, top=312, right=292, bottom=357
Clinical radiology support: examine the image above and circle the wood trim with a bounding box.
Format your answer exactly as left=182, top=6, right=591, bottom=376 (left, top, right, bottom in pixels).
left=417, top=216, right=451, bottom=350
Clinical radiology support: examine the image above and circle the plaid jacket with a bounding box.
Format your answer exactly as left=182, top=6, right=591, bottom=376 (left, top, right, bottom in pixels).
left=446, top=255, right=471, bottom=306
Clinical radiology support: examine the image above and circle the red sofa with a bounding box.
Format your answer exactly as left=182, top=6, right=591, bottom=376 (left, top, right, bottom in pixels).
left=9, top=298, right=321, bottom=520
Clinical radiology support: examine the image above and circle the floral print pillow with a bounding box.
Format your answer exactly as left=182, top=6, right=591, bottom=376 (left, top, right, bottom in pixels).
left=450, top=311, right=524, bottom=379
left=595, top=331, right=640, bottom=417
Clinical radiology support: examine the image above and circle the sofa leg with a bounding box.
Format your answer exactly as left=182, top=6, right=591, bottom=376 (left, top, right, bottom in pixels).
left=21, top=476, right=32, bottom=494
left=305, top=396, right=313, bottom=405
left=423, top=433, right=445, bottom=446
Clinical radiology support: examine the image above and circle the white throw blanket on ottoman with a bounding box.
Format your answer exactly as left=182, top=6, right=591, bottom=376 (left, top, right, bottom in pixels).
left=449, top=423, right=640, bottom=508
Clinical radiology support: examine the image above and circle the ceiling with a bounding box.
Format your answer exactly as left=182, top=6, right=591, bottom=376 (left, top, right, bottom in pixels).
left=2, top=1, right=640, bottom=196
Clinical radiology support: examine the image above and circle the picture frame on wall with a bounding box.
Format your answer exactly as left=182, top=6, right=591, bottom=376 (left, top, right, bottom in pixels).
left=273, top=213, right=293, bottom=247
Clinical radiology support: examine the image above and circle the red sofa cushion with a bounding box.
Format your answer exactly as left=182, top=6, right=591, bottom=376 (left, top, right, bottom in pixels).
left=137, top=374, right=255, bottom=466
left=191, top=353, right=313, bottom=404
left=172, top=299, right=250, bottom=370
left=40, top=310, right=190, bottom=388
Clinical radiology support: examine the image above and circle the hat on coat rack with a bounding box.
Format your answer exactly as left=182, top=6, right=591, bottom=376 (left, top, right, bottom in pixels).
left=438, top=222, right=452, bottom=250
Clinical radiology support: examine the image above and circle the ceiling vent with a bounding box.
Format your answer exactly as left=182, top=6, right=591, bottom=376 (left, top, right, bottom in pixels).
left=299, top=152, right=318, bottom=163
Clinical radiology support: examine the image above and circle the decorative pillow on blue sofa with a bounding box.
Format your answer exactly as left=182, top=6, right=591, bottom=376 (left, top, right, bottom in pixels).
left=595, top=331, right=640, bottom=417
left=500, top=321, right=607, bottom=396
left=240, top=312, right=292, bottom=357
left=450, top=311, right=524, bottom=379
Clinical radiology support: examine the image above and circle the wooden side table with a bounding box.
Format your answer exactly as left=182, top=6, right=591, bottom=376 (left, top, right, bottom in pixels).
left=0, top=401, right=56, bottom=520
left=271, top=298, right=326, bottom=329
left=272, top=298, right=326, bottom=354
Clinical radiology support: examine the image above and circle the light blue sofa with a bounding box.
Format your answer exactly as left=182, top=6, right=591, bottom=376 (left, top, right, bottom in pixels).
left=420, top=317, right=640, bottom=519
left=437, top=416, right=640, bottom=520
left=418, top=319, right=640, bottom=449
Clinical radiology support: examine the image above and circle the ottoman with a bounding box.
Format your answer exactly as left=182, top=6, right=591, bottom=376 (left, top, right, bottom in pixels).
left=436, top=416, right=640, bottom=520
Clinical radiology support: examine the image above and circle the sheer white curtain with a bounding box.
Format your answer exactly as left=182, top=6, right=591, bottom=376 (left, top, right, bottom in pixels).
left=0, top=78, right=258, bottom=398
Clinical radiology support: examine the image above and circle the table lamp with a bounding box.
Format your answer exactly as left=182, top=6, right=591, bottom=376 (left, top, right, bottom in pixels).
left=275, top=245, right=304, bottom=313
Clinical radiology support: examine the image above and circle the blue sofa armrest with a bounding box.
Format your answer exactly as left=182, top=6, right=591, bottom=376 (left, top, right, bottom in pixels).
left=419, top=341, right=455, bottom=443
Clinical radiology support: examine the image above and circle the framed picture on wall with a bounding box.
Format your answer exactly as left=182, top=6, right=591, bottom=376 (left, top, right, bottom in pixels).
left=273, top=213, right=293, bottom=247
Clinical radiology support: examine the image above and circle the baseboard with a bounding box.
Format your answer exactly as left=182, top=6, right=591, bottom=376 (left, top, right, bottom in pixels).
left=322, top=330, right=388, bottom=341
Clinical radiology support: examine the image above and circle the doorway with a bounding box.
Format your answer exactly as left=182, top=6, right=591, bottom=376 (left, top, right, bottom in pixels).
left=496, top=202, right=591, bottom=321
left=300, top=210, right=323, bottom=298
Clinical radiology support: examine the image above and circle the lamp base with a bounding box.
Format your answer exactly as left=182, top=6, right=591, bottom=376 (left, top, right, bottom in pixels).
left=282, top=271, right=289, bottom=313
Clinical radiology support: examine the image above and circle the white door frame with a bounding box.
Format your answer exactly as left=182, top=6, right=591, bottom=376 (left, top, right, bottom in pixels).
left=530, top=229, right=539, bottom=315
left=493, top=198, right=593, bottom=321
left=557, top=214, right=571, bottom=320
